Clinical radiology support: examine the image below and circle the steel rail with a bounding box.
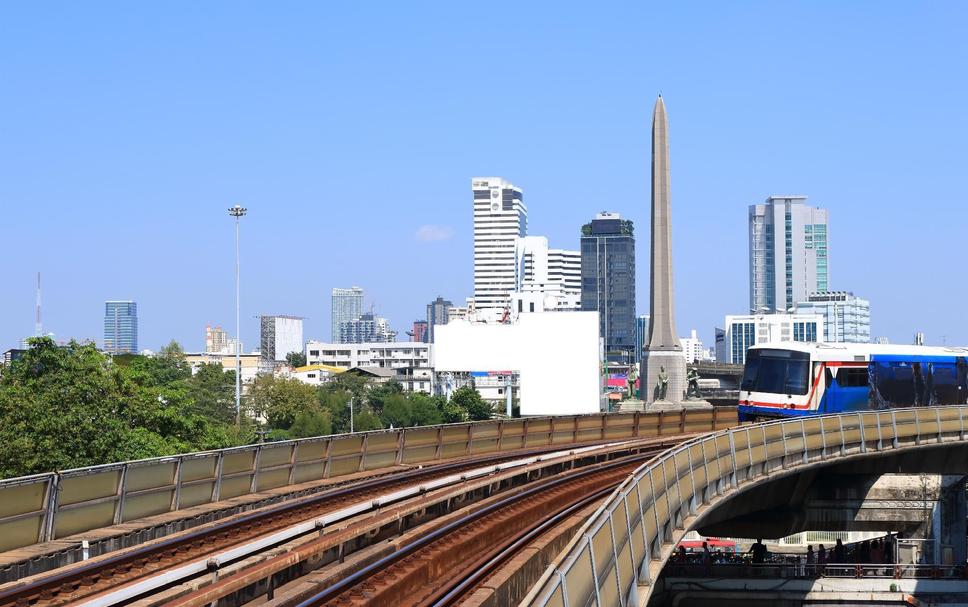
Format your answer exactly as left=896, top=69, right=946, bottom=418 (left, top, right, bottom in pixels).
left=0, top=442, right=607, bottom=607
left=428, top=485, right=615, bottom=607
left=291, top=452, right=663, bottom=607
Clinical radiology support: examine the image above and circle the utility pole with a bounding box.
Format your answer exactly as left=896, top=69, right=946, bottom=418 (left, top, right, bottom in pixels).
left=229, top=205, right=247, bottom=425
left=349, top=397, right=354, bottom=433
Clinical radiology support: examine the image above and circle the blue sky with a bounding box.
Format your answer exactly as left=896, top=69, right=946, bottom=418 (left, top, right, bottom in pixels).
left=1, top=2, right=966, bottom=352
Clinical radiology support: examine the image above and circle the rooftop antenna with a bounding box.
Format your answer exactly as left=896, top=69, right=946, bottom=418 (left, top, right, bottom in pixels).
left=35, top=272, right=42, bottom=337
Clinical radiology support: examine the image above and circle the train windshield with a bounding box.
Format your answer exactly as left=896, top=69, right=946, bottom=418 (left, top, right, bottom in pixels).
left=741, top=349, right=811, bottom=395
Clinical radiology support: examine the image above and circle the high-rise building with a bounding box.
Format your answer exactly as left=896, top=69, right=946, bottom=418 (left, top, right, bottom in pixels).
left=205, top=325, right=242, bottom=355
left=679, top=330, right=706, bottom=363
left=331, top=287, right=364, bottom=343
left=426, top=296, right=452, bottom=343
left=410, top=320, right=428, bottom=343
left=260, top=315, right=304, bottom=362
left=634, top=315, right=650, bottom=365
left=749, top=196, right=829, bottom=314
left=580, top=212, right=636, bottom=362
left=714, top=328, right=727, bottom=364
left=513, top=236, right=581, bottom=312
left=794, top=291, right=870, bottom=343
left=104, top=301, right=138, bottom=354
left=338, top=312, right=396, bottom=343
left=722, top=312, right=824, bottom=365
left=472, top=177, right=527, bottom=315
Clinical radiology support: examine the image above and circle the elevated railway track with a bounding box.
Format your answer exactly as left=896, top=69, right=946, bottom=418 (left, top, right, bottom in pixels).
left=0, top=412, right=735, bottom=607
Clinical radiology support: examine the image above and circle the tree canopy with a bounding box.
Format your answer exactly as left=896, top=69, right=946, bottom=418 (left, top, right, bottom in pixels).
left=0, top=338, right=501, bottom=478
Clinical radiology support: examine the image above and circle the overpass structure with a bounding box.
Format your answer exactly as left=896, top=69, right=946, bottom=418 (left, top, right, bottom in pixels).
left=0, top=407, right=966, bottom=607
left=526, top=406, right=968, bottom=607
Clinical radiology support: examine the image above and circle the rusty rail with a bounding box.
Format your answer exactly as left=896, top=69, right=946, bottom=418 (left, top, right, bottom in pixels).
left=0, top=409, right=735, bottom=554
left=0, top=447, right=592, bottom=607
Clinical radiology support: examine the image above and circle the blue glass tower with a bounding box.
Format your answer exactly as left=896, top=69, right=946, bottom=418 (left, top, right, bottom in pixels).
left=104, top=301, right=138, bottom=354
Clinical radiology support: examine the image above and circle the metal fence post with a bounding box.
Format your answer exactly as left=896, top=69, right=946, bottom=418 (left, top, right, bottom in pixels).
left=112, top=465, right=129, bottom=525
left=250, top=446, right=263, bottom=493
left=586, top=541, right=602, bottom=607
left=172, top=456, right=184, bottom=511
left=40, top=474, right=60, bottom=543
left=858, top=412, right=866, bottom=453
left=212, top=451, right=225, bottom=502
left=634, top=482, right=652, bottom=585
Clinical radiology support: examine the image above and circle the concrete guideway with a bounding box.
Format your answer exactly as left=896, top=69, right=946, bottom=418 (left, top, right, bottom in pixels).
left=525, top=406, right=968, bottom=607
left=0, top=410, right=735, bottom=607
left=0, top=409, right=736, bottom=563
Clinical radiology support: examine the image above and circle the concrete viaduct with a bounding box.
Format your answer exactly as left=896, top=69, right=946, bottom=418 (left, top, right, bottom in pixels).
left=525, top=406, right=968, bottom=607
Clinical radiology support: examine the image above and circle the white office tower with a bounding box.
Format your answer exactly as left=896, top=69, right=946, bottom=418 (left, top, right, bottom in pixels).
left=749, top=196, right=829, bottom=314
left=260, top=315, right=304, bottom=362
left=472, top=177, right=527, bottom=317
left=511, top=236, right=581, bottom=313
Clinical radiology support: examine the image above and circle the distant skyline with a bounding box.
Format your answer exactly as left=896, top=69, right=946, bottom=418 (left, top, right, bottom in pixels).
left=2, top=3, right=967, bottom=351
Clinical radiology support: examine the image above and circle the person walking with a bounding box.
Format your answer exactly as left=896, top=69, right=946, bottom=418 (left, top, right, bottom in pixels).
left=805, top=545, right=815, bottom=577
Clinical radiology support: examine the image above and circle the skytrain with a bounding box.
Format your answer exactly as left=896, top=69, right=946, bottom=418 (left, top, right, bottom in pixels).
left=737, top=343, right=968, bottom=420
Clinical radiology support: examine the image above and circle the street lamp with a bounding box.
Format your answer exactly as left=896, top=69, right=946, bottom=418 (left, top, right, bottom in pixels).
left=228, top=204, right=247, bottom=425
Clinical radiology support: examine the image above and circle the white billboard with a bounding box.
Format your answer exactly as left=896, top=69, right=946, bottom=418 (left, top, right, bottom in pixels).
left=434, top=312, right=600, bottom=416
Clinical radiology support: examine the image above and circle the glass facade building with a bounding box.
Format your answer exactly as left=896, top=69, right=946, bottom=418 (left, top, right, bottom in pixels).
left=104, top=301, right=138, bottom=354
left=331, top=287, right=364, bottom=343
left=580, top=213, right=636, bottom=363
left=795, top=291, right=871, bottom=343
left=749, top=196, right=828, bottom=314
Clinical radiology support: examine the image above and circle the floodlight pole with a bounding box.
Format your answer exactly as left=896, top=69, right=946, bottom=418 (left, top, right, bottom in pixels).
left=229, top=204, right=247, bottom=425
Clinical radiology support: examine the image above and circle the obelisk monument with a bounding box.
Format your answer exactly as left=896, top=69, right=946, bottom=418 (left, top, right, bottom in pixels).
left=641, top=95, right=687, bottom=405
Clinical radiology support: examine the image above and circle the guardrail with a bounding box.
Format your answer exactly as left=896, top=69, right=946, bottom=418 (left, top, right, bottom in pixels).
left=527, top=406, right=968, bottom=607
left=0, top=408, right=736, bottom=554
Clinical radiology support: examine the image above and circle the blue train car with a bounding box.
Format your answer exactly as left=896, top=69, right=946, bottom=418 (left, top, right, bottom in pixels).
left=737, top=343, right=968, bottom=421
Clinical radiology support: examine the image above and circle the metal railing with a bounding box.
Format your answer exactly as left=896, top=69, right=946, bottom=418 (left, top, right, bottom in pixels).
left=526, top=406, right=968, bottom=607
left=0, top=408, right=736, bottom=554
left=664, top=562, right=967, bottom=580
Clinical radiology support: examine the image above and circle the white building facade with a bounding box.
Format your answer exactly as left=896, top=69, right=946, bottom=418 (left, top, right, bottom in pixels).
left=679, top=329, right=707, bottom=363
left=723, top=312, right=825, bottom=365
left=795, top=291, right=871, bottom=343
left=260, top=315, right=304, bottom=362
left=305, top=341, right=432, bottom=369
left=472, top=177, right=527, bottom=316
left=511, top=236, right=581, bottom=313
left=749, top=196, right=829, bottom=314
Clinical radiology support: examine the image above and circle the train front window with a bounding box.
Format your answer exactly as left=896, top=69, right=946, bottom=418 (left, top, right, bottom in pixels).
left=742, top=349, right=810, bottom=395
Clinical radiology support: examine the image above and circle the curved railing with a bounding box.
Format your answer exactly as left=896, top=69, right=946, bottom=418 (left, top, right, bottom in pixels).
left=526, top=406, right=968, bottom=607
left=0, top=408, right=735, bottom=553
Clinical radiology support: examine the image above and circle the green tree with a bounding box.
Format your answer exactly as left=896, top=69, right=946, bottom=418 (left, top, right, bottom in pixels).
left=0, top=338, right=233, bottom=477
left=186, top=363, right=237, bottom=424
left=451, top=385, right=492, bottom=421
left=409, top=393, right=444, bottom=426
left=286, top=351, right=307, bottom=368
left=367, top=380, right=404, bottom=414
left=381, top=393, right=412, bottom=428
left=245, top=374, right=318, bottom=430
left=288, top=409, right=333, bottom=438
left=352, top=409, right=384, bottom=432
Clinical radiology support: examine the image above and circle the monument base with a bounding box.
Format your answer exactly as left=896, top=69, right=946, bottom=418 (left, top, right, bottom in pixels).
left=615, top=399, right=645, bottom=412
left=641, top=349, right=687, bottom=405
left=644, top=398, right=713, bottom=412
